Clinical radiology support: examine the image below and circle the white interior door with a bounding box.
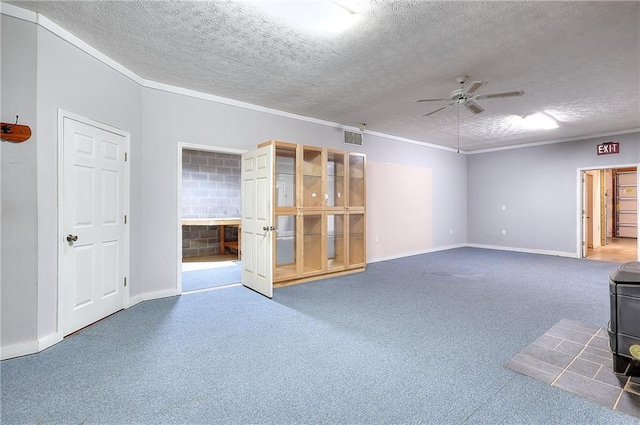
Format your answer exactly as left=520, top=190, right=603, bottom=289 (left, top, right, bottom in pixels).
left=241, top=145, right=274, bottom=298
left=61, top=116, right=128, bottom=335
left=586, top=173, right=594, bottom=249
left=581, top=171, right=588, bottom=258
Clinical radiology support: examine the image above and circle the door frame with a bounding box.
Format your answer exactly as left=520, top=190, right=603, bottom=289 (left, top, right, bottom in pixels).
left=176, top=142, right=247, bottom=293
left=56, top=109, right=131, bottom=340
left=577, top=163, right=640, bottom=260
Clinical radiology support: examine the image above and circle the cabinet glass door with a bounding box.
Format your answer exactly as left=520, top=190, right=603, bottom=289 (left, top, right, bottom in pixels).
left=275, top=214, right=298, bottom=281
left=327, top=213, right=345, bottom=272
left=302, top=146, right=323, bottom=209
left=348, top=154, right=365, bottom=209
left=326, top=150, right=345, bottom=208
left=347, top=212, right=365, bottom=268
left=302, top=213, right=324, bottom=276
left=275, top=146, right=297, bottom=208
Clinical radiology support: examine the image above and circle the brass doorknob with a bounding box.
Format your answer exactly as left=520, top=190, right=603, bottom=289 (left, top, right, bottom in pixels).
left=66, top=234, right=78, bottom=242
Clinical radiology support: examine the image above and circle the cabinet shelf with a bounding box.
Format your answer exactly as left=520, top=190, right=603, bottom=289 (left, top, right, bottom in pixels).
left=264, top=140, right=365, bottom=286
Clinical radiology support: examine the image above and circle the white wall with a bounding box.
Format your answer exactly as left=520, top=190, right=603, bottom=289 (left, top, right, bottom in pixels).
left=1, top=6, right=467, bottom=357
left=141, top=88, right=466, bottom=294
left=1, top=14, right=38, bottom=352
left=35, top=24, right=144, bottom=341
left=467, top=133, right=640, bottom=256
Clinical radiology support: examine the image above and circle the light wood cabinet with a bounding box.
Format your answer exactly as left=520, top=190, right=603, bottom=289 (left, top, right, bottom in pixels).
left=259, top=140, right=366, bottom=286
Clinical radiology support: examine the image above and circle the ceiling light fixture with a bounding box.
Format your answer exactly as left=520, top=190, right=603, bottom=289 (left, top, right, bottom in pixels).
left=253, top=1, right=359, bottom=34
left=515, top=112, right=559, bottom=130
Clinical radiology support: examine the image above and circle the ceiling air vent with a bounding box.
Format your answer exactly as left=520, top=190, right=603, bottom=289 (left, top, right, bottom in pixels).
left=344, top=130, right=363, bottom=147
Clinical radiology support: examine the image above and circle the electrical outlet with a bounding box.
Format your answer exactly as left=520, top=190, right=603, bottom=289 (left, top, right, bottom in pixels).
left=502, top=205, right=506, bottom=211
left=450, top=229, right=453, bottom=234
left=375, top=236, right=379, bottom=243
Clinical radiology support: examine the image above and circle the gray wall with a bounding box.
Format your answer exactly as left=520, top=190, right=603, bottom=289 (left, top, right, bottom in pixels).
left=1, top=15, right=38, bottom=350
left=467, top=133, right=640, bottom=255
left=182, top=150, right=241, bottom=219
left=361, top=133, right=468, bottom=249
left=1, top=13, right=144, bottom=353
left=35, top=24, right=144, bottom=341
left=182, top=149, right=241, bottom=257
left=142, top=87, right=467, bottom=294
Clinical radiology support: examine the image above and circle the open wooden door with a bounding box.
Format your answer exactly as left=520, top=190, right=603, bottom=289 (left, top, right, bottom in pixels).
left=241, top=145, right=274, bottom=298
left=586, top=173, right=594, bottom=250
left=581, top=171, right=589, bottom=258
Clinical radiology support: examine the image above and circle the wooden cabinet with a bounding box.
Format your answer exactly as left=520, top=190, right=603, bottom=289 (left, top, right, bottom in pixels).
left=259, top=140, right=366, bottom=286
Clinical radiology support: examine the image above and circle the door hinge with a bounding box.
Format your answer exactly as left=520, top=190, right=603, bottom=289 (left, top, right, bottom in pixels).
left=124, top=215, right=127, bottom=224
left=125, top=152, right=128, bottom=162
left=124, top=277, right=127, bottom=287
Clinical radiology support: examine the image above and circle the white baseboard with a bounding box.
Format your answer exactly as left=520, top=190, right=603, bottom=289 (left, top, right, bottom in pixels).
left=368, top=244, right=467, bottom=264
left=466, top=243, right=577, bottom=258
left=368, top=243, right=577, bottom=264
left=143, top=288, right=181, bottom=301
left=38, top=333, right=61, bottom=352
left=127, top=293, right=144, bottom=308
left=1, top=340, right=39, bottom=360
left=1, top=333, right=64, bottom=360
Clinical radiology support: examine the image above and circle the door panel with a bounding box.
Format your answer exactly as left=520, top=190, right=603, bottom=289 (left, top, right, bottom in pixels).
left=586, top=173, right=594, bottom=249
left=62, top=117, right=127, bottom=335
left=241, top=145, right=274, bottom=298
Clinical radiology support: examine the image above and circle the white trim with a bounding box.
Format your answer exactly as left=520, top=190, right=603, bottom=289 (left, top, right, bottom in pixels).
left=367, top=244, right=467, bottom=263
left=468, top=128, right=640, bottom=155
left=0, top=341, right=39, bottom=361
left=180, top=142, right=246, bottom=155
left=57, top=109, right=131, bottom=341
left=36, top=15, right=143, bottom=85
left=577, top=163, right=640, bottom=261
left=0, top=2, right=37, bottom=22
left=142, top=288, right=181, bottom=302
left=369, top=243, right=579, bottom=263
left=577, top=169, right=585, bottom=258
left=466, top=243, right=577, bottom=258
left=146, top=80, right=342, bottom=130
left=5, top=3, right=637, bottom=156
left=363, top=129, right=464, bottom=154
left=128, top=294, right=144, bottom=307
left=0, top=332, right=63, bottom=360
left=177, top=142, right=248, bottom=294
left=38, top=333, right=62, bottom=352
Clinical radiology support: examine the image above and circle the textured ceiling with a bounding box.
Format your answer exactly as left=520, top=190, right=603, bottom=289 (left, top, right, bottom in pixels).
left=7, top=0, right=640, bottom=151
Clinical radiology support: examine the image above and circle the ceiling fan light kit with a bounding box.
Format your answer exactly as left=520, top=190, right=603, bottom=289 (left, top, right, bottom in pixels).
left=416, top=75, right=525, bottom=116
left=518, top=113, right=559, bottom=130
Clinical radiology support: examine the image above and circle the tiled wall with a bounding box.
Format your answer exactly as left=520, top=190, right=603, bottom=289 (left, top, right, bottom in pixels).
left=182, top=150, right=241, bottom=257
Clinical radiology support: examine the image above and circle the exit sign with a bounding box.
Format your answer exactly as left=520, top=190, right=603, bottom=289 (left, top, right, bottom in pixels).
left=597, top=142, right=619, bottom=155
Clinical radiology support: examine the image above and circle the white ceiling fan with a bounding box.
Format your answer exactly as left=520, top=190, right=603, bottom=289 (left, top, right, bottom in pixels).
left=416, top=75, right=525, bottom=117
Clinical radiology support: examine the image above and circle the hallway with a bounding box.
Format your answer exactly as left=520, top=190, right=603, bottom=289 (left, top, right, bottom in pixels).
left=587, top=237, right=638, bottom=263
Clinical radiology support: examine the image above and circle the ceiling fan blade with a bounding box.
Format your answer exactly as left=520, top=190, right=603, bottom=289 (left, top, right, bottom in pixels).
left=416, top=98, right=450, bottom=103
left=464, top=101, right=485, bottom=114
left=422, top=105, right=449, bottom=117
left=464, top=81, right=486, bottom=94
left=475, top=90, right=525, bottom=100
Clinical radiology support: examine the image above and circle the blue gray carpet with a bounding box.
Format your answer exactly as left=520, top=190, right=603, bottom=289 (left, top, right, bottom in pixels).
left=182, top=264, right=241, bottom=292
left=2, top=248, right=639, bottom=424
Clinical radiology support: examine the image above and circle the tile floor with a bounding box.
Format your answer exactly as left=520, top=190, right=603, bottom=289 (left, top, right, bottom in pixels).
left=505, top=319, right=640, bottom=418
left=587, top=237, right=638, bottom=263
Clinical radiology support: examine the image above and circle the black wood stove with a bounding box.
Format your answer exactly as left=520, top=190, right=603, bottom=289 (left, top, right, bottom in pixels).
left=608, top=261, right=640, bottom=376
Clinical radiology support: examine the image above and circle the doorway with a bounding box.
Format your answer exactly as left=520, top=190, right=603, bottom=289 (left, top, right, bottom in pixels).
left=581, top=166, right=638, bottom=262
left=178, top=144, right=245, bottom=293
